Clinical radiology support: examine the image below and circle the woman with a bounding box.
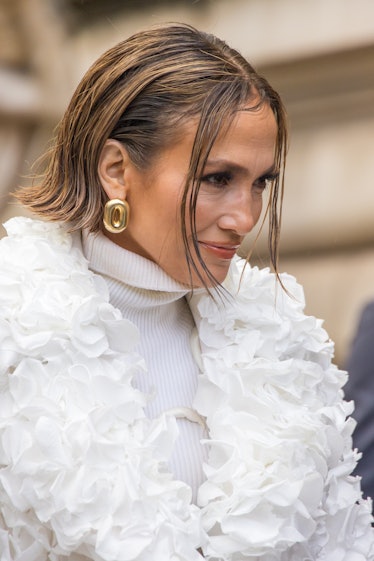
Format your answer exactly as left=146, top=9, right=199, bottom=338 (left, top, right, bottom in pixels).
left=0, top=23, right=372, bottom=561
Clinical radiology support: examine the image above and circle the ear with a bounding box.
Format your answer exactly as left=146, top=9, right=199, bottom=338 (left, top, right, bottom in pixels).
left=98, top=139, right=131, bottom=200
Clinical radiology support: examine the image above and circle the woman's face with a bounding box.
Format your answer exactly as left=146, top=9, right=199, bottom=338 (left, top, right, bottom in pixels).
left=104, top=102, right=278, bottom=287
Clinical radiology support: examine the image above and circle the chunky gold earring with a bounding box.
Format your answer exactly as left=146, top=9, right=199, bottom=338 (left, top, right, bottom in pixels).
left=103, top=199, right=130, bottom=234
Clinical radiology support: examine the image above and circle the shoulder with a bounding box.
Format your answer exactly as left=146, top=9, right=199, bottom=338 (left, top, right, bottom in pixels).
left=191, top=256, right=336, bottom=374
left=226, top=256, right=306, bottom=306
left=0, top=216, right=102, bottom=298
left=212, top=257, right=310, bottom=340
left=0, top=215, right=100, bottom=310
left=0, top=216, right=124, bottom=359
left=0, top=216, right=84, bottom=267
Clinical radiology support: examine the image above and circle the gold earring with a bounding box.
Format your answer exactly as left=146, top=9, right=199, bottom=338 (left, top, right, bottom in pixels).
left=103, top=199, right=130, bottom=234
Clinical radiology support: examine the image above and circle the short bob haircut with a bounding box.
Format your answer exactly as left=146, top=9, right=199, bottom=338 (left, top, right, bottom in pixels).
left=17, top=22, right=288, bottom=288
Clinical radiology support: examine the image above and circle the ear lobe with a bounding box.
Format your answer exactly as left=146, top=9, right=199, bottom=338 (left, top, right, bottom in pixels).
left=98, top=139, right=130, bottom=200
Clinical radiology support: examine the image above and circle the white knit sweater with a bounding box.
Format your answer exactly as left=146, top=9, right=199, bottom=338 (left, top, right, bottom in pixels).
left=82, top=230, right=208, bottom=503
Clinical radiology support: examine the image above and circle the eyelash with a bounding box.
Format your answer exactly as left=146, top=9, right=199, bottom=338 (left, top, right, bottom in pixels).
left=254, top=173, right=278, bottom=191
left=200, top=171, right=278, bottom=190
left=200, top=171, right=232, bottom=188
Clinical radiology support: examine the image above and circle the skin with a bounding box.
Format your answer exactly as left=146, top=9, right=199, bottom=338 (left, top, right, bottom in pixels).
left=98, top=101, right=278, bottom=287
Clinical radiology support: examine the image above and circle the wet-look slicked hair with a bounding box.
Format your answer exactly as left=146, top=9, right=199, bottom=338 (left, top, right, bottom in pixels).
left=16, top=22, right=288, bottom=287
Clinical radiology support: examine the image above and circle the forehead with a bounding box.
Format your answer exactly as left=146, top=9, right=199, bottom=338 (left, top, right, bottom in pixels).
left=189, top=101, right=277, bottom=147
left=207, top=105, right=278, bottom=171
left=149, top=102, right=277, bottom=174
left=226, top=102, right=276, bottom=134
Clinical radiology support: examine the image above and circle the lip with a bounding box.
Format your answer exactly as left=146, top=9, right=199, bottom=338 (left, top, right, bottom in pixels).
left=198, top=241, right=240, bottom=260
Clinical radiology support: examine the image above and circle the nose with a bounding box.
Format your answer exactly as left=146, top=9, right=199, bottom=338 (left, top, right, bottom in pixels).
left=218, top=194, right=261, bottom=237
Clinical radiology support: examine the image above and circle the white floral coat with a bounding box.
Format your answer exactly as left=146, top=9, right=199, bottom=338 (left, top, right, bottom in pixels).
left=0, top=217, right=373, bottom=561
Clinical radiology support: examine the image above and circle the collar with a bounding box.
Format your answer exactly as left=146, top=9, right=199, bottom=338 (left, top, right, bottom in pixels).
left=82, top=228, right=191, bottom=294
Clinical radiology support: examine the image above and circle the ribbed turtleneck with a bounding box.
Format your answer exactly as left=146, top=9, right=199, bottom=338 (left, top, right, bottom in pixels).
left=82, top=230, right=208, bottom=503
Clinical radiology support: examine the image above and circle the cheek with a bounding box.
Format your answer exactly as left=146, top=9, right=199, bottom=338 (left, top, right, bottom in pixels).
left=255, top=198, right=264, bottom=222
left=193, top=198, right=219, bottom=231
left=251, top=193, right=265, bottom=226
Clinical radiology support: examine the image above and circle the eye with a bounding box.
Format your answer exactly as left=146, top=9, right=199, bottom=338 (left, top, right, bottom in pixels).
left=253, top=178, right=269, bottom=193
left=200, top=171, right=232, bottom=188
left=253, top=173, right=278, bottom=193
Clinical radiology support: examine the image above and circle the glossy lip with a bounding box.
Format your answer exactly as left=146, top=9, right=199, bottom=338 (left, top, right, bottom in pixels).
left=198, top=241, right=241, bottom=260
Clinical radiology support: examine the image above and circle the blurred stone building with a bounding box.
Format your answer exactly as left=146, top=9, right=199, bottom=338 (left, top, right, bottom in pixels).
left=1, top=0, right=374, bottom=367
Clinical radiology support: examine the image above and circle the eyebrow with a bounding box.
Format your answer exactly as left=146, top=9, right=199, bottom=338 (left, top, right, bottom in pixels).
left=202, top=158, right=279, bottom=179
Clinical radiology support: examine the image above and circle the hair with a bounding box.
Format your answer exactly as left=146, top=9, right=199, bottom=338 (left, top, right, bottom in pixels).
left=16, top=22, right=288, bottom=288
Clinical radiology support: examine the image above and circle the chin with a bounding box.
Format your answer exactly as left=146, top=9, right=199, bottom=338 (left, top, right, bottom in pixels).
left=210, top=264, right=231, bottom=284
left=191, top=266, right=230, bottom=288
left=170, top=261, right=230, bottom=289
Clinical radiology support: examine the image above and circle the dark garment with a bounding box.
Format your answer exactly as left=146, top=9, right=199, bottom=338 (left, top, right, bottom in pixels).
left=345, top=301, right=374, bottom=501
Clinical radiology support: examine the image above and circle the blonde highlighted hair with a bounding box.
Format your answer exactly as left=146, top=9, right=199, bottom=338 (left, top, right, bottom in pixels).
left=16, top=22, right=287, bottom=285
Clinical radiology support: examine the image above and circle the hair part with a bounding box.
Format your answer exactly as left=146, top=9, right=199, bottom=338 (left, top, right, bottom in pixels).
left=16, top=22, right=288, bottom=288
